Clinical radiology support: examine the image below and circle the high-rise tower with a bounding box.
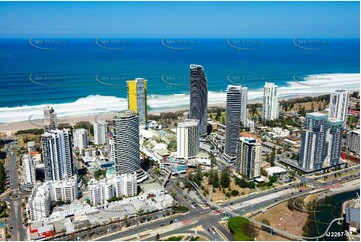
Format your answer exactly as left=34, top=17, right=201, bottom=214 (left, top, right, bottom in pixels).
left=189, top=64, right=208, bottom=134
left=262, top=82, right=279, bottom=121
left=224, top=85, right=243, bottom=161
left=127, top=78, right=147, bottom=128
left=112, top=110, right=147, bottom=182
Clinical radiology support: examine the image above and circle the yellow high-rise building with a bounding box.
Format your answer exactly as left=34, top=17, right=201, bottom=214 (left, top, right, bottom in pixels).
left=127, top=78, right=147, bottom=127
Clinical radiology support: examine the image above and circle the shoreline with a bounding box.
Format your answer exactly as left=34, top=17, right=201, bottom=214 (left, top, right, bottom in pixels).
left=0, top=90, right=356, bottom=136
left=0, top=72, right=359, bottom=126
left=0, top=94, right=302, bottom=136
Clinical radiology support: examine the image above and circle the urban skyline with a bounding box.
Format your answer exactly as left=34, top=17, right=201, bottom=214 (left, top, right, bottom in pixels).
left=0, top=1, right=359, bottom=242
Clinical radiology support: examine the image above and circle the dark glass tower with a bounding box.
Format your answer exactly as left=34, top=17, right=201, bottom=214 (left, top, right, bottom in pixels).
left=189, top=64, right=208, bottom=134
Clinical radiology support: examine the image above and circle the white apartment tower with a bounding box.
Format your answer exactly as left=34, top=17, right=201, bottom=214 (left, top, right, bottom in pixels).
left=236, top=137, right=261, bottom=179
left=328, top=90, right=350, bottom=125
left=41, top=129, right=74, bottom=181
left=28, top=186, right=51, bottom=222
left=177, top=119, right=200, bottom=160
left=93, top=121, right=108, bottom=145
left=239, top=87, right=248, bottom=126
left=73, top=128, right=89, bottom=151
left=49, top=177, right=78, bottom=202
left=88, top=173, right=137, bottom=206
left=43, top=106, right=57, bottom=132
left=22, top=154, right=36, bottom=188
left=262, top=82, right=279, bottom=121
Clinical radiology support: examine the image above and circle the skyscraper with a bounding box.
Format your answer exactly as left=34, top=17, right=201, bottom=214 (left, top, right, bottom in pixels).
left=298, top=112, right=344, bottom=170
left=189, top=64, right=208, bottom=134
left=43, top=106, right=57, bottom=132
left=41, top=129, right=74, bottom=181
left=262, top=82, right=279, bottom=121
left=177, top=119, right=199, bottom=160
left=328, top=90, right=350, bottom=125
left=73, top=128, right=89, bottom=152
left=127, top=78, right=147, bottom=128
left=224, top=85, right=243, bottom=161
left=236, top=137, right=261, bottom=179
left=112, top=111, right=147, bottom=182
left=239, top=87, right=248, bottom=126
left=22, top=154, right=36, bottom=188
left=93, top=121, right=108, bottom=145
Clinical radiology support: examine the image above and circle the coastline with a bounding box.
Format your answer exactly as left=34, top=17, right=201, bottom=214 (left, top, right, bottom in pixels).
left=0, top=72, right=359, bottom=136
left=0, top=92, right=324, bottom=136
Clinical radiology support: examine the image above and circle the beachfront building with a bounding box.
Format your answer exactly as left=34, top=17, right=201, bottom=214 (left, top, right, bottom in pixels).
left=41, top=129, right=75, bottom=181
left=189, top=64, right=208, bottom=135
left=262, top=82, right=279, bottom=121
left=43, top=106, right=57, bottom=132
left=22, top=154, right=36, bottom=188
left=224, top=85, right=243, bottom=162
left=347, top=129, right=360, bottom=155
left=88, top=172, right=137, bottom=206
left=328, top=90, right=350, bottom=125
left=127, top=78, right=147, bottom=128
left=236, top=137, right=261, bottom=179
left=28, top=186, right=51, bottom=222
left=73, top=128, right=89, bottom=152
left=93, top=121, right=108, bottom=145
left=298, top=112, right=344, bottom=171
left=239, top=87, right=248, bottom=126
left=112, top=111, right=147, bottom=182
left=177, top=119, right=199, bottom=160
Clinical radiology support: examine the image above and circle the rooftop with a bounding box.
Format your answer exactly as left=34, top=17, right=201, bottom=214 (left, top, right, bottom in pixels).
left=113, top=110, right=136, bottom=119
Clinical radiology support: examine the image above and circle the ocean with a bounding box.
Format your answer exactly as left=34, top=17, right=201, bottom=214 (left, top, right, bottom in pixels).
left=0, top=38, right=359, bottom=123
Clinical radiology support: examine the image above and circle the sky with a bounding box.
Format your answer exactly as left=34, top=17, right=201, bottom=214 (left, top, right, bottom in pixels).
left=0, top=1, right=359, bottom=38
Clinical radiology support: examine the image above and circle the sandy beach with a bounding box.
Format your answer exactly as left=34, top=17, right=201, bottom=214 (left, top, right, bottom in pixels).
left=0, top=103, right=227, bottom=136
left=0, top=91, right=352, bottom=137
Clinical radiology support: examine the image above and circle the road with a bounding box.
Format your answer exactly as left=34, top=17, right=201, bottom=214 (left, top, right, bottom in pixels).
left=0, top=142, right=29, bottom=241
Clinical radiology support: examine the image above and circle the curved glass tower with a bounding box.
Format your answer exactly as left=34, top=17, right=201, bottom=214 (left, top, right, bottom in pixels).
left=112, top=110, right=147, bottom=182
left=189, top=64, right=208, bottom=134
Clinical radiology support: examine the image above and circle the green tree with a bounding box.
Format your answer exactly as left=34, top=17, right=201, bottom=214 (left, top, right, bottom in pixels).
left=261, top=168, right=268, bottom=177
left=231, top=190, right=240, bottom=196
left=212, top=172, right=220, bottom=188
left=228, top=217, right=256, bottom=241
left=167, top=140, right=177, bottom=152
left=220, top=169, right=231, bottom=188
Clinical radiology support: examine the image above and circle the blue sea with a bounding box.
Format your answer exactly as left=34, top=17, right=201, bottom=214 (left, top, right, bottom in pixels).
left=0, top=38, right=359, bottom=123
